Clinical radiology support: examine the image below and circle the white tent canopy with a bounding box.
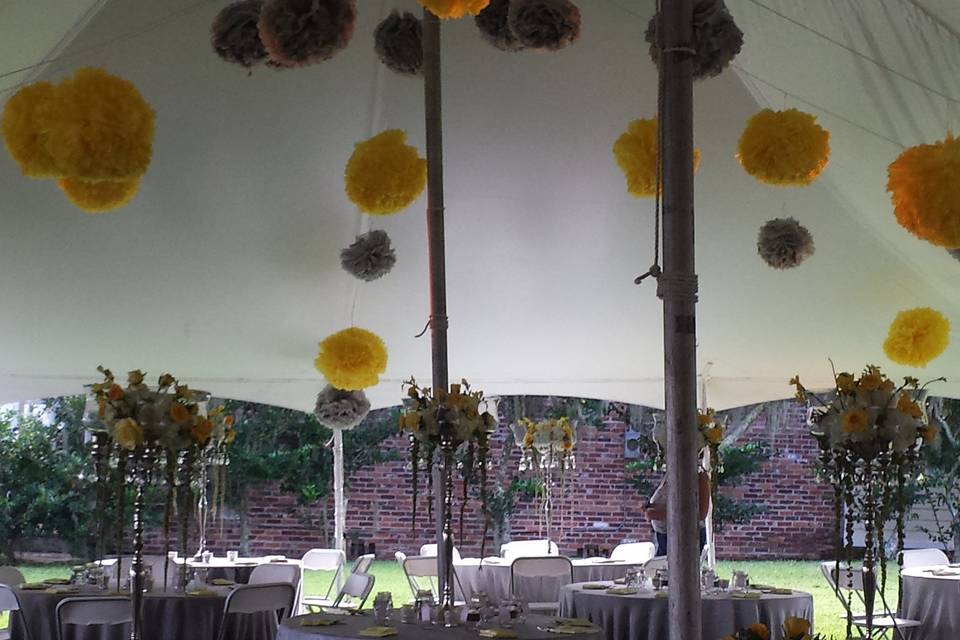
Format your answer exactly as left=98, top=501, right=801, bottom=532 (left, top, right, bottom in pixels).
left=1, top=0, right=959, bottom=411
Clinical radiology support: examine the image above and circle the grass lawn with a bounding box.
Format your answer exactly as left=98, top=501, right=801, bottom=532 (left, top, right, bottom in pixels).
left=3, top=560, right=897, bottom=638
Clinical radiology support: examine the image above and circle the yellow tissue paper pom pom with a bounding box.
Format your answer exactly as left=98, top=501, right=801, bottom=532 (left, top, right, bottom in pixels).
left=736, top=108, right=830, bottom=186
left=613, top=118, right=701, bottom=198
left=345, top=129, right=426, bottom=215
left=58, top=177, right=141, bottom=213
left=884, top=307, right=950, bottom=368
left=1, top=82, right=60, bottom=177
left=43, top=67, right=155, bottom=181
left=887, top=134, right=960, bottom=248
left=418, top=0, right=490, bottom=19
left=314, top=327, right=388, bottom=390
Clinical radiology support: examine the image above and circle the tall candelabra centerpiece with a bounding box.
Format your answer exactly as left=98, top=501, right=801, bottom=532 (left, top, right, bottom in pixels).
left=85, top=367, right=234, bottom=640
left=792, top=366, right=940, bottom=639
left=399, top=378, right=496, bottom=625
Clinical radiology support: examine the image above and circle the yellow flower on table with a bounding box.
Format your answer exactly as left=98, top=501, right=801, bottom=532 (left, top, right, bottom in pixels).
left=782, top=617, right=811, bottom=640
left=191, top=417, right=213, bottom=444
left=114, top=418, right=143, bottom=451
left=836, top=373, right=855, bottom=393
left=127, top=370, right=145, bottom=386
left=107, top=383, right=124, bottom=401
left=859, top=368, right=882, bottom=391
left=897, top=394, right=924, bottom=419
left=170, top=402, right=191, bottom=423
left=841, top=407, right=869, bottom=434
left=703, top=426, right=723, bottom=445
left=746, top=623, right=769, bottom=640
left=920, top=422, right=940, bottom=443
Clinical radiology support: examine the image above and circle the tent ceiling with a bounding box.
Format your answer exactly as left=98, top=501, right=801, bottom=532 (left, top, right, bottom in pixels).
left=1, top=0, right=959, bottom=412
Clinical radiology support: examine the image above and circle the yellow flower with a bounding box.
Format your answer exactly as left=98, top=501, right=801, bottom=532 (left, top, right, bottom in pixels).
left=157, top=373, right=176, bottom=389
left=789, top=376, right=807, bottom=403
left=897, top=394, right=924, bottom=419
left=836, top=373, right=855, bottom=393
left=418, top=0, right=489, bottom=19
left=127, top=370, right=145, bottom=386
left=859, top=367, right=883, bottom=391
left=703, top=426, right=723, bottom=445
left=613, top=118, right=701, bottom=197
left=736, top=108, right=830, bottom=186
left=884, top=307, right=950, bottom=368
left=224, top=428, right=236, bottom=444
left=698, top=409, right=715, bottom=426
left=405, top=412, right=421, bottom=432
left=841, top=407, right=870, bottom=434
left=920, top=422, right=939, bottom=443
left=170, top=403, right=191, bottom=423
left=223, top=414, right=235, bottom=427
left=191, top=417, right=213, bottom=444
left=315, top=327, right=388, bottom=390
left=114, top=418, right=143, bottom=451
left=107, top=384, right=124, bottom=401
left=888, top=134, right=960, bottom=248
left=746, top=624, right=770, bottom=640
left=523, top=432, right=535, bottom=448
left=783, top=617, right=810, bottom=640
left=344, top=129, right=426, bottom=215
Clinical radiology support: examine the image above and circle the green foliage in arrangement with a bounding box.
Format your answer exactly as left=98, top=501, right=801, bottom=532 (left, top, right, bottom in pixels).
left=909, top=398, right=960, bottom=560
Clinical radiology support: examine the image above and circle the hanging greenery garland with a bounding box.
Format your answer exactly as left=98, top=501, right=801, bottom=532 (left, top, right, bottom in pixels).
left=344, top=129, right=427, bottom=215
left=341, top=229, right=397, bottom=281
left=211, top=0, right=269, bottom=68
left=883, top=307, right=950, bottom=368
left=418, top=0, right=491, bottom=20
left=58, top=178, right=141, bottom=213
left=613, top=117, right=702, bottom=198
left=258, top=0, right=356, bottom=67
left=507, top=0, right=581, bottom=51
left=736, top=108, right=830, bottom=186
left=475, top=0, right=525, bottom=51
left=887, top=134, right=960, bottom=248
left=374, top=11, right=423, bottom=76
left=314, top=385, right=371, bottom=430
left=314, top=327, right=388, bottom=391
left=756, top=217, right=815, bottom=269
left=646, top=0, right=743, bottom=80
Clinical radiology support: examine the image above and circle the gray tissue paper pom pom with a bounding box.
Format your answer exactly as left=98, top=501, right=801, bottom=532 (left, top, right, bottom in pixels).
left=475, top=0, right=525, bottom=52
left=314, top=385, right=371, bottom=430
left=374, top=11, right=423, bottom=76
left=757, top=217, right=815, bottom=269
left=646, top=0, right=743, bottom=80
left=211, top=0, right=269, bottom=68
left=341, top=229, right=397, bottom=281
left=508, top=0, right=581, bottom=51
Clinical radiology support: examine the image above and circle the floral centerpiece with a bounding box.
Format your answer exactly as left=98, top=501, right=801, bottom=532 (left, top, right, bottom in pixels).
left=722, top=623, right=770, bottom=640
left=792, top=365, right=940, bottom=638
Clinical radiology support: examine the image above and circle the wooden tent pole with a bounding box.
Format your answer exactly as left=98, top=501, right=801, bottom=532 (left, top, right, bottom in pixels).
left=422, top=7, right=452, bottom=608
left=658, top=0, right=701, bottom=639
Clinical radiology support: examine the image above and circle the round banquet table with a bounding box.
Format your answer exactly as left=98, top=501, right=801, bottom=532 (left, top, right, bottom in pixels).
left=182, top=555, right=298, bottom=584
left=455, top=558, right=642, bottom=603
left=900, top=564, right=960, bottom=640
left=277, top=612, right=603, bottom=640
left=559, top=582, right=813, bottom=640
left=10, top=584, right=276, bottom=640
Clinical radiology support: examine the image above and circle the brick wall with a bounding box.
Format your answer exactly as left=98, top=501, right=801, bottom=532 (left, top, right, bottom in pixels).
left=146, top=400, right=836, bottom=561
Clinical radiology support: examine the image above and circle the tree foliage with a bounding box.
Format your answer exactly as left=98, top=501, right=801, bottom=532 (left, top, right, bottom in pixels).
left=909, top=399, right=960, bottom=560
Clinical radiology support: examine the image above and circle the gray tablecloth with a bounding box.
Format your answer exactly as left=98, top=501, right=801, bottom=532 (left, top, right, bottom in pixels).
left=901, top=566, right=960, bottom=640
left=277, top=612, right=603, bottom=640
left=559, top=582, right=813, bottom=640
left=455, top=559, right=641, bottom=603
left=11, top=585, right=276, bottom=640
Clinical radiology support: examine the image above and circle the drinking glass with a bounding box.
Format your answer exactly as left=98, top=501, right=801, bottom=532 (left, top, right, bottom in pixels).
left=226, top=550, right=239, bottom=563
left=201, top=550, right=213, bottom=564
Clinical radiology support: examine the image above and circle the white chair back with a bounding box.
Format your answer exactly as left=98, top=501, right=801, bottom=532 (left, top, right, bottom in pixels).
left=510, top=556, right=573, bottom=612
left=218, top=583, right=295, bottom=640
left=609, top=542, right=655, bottom=564
left=642, top=556, right=668, bottom=573
left=351, top=554, right=375, bottom=575
left=419, top=544, right=463, bottom=562
left=56, top=596, right=132, bottom=640
left=402, top=556, right=439, bottom=597
left=900, top=548, right=950, bottom=569
left=820, top=561, right=863, bottom=591
left=334, top=573, right=375, bottom=609
left=249, top=563, right=301, bottom=587
left=0, top=567, right=25, bottom=586
left=501, top=540, right=558, bottom=561
left=300, top=549, right=345, bottom=602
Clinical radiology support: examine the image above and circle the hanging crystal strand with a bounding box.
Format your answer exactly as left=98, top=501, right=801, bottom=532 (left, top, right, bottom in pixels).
left=163, top=451, right=176, bottom=592
left=129, top=451, right=147, bottom=640
left=115, top=453, right=128, bottom=592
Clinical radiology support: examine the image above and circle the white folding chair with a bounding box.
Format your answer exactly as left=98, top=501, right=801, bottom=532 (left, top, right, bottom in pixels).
left=419, top=544, right=463, bottom=563
left=300, top=549, right=345, bottom=613
left=610, top=542, right=655, bottom=564
left=401, top=556, right=466, bottom=605
left=55, top=596, right=132, bottom=640
left=899, top=548, right=950, bottom=569
left=250, top=563, right=301, bottom=587
left=333, top=573, right=375, bottom=609
left=351, top=554, right=375, bottom=575
left=510, top=556, right=574, bottom=615
left=0, top=584, right=30, bottom=640
left=819, top=561, right=921, bottom=639
left=0, top=568, right=24, bottom=587
left=217, top=582, right=295, bottom=640
left=642, top=556, right=668, bottom=573
left=500, top=540, right=559, bottom=561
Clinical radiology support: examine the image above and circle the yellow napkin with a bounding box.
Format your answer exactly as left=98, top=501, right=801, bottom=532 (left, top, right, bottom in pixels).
left=211, top=578, right=235, bottom=586
left=548, top=626, right=602, bottom=635
left=750, top=584, right=773, bottom=590
left=45, top=587, right=79, bottom=594
left=769, top=588, right=793, bottom=595
left=605, top=587, right=638, bottom=595
left=20, top=583, right=48, bottom=590
left=477, top=629, right=518, bottom=639
left=731, top=591, right=762, bottom=599
left=358, top=627, right=398, bottom=637
left=44, top=578, right=72, bottom=585
left=581, top=583, right=607, bottom=590
left=655, top=591, right=669, bottom=599
left=300, top=617, right=340, bottom=627
left=187, top=589, right=219, bottom=597
left=556, top=618, right=594, bottom=628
